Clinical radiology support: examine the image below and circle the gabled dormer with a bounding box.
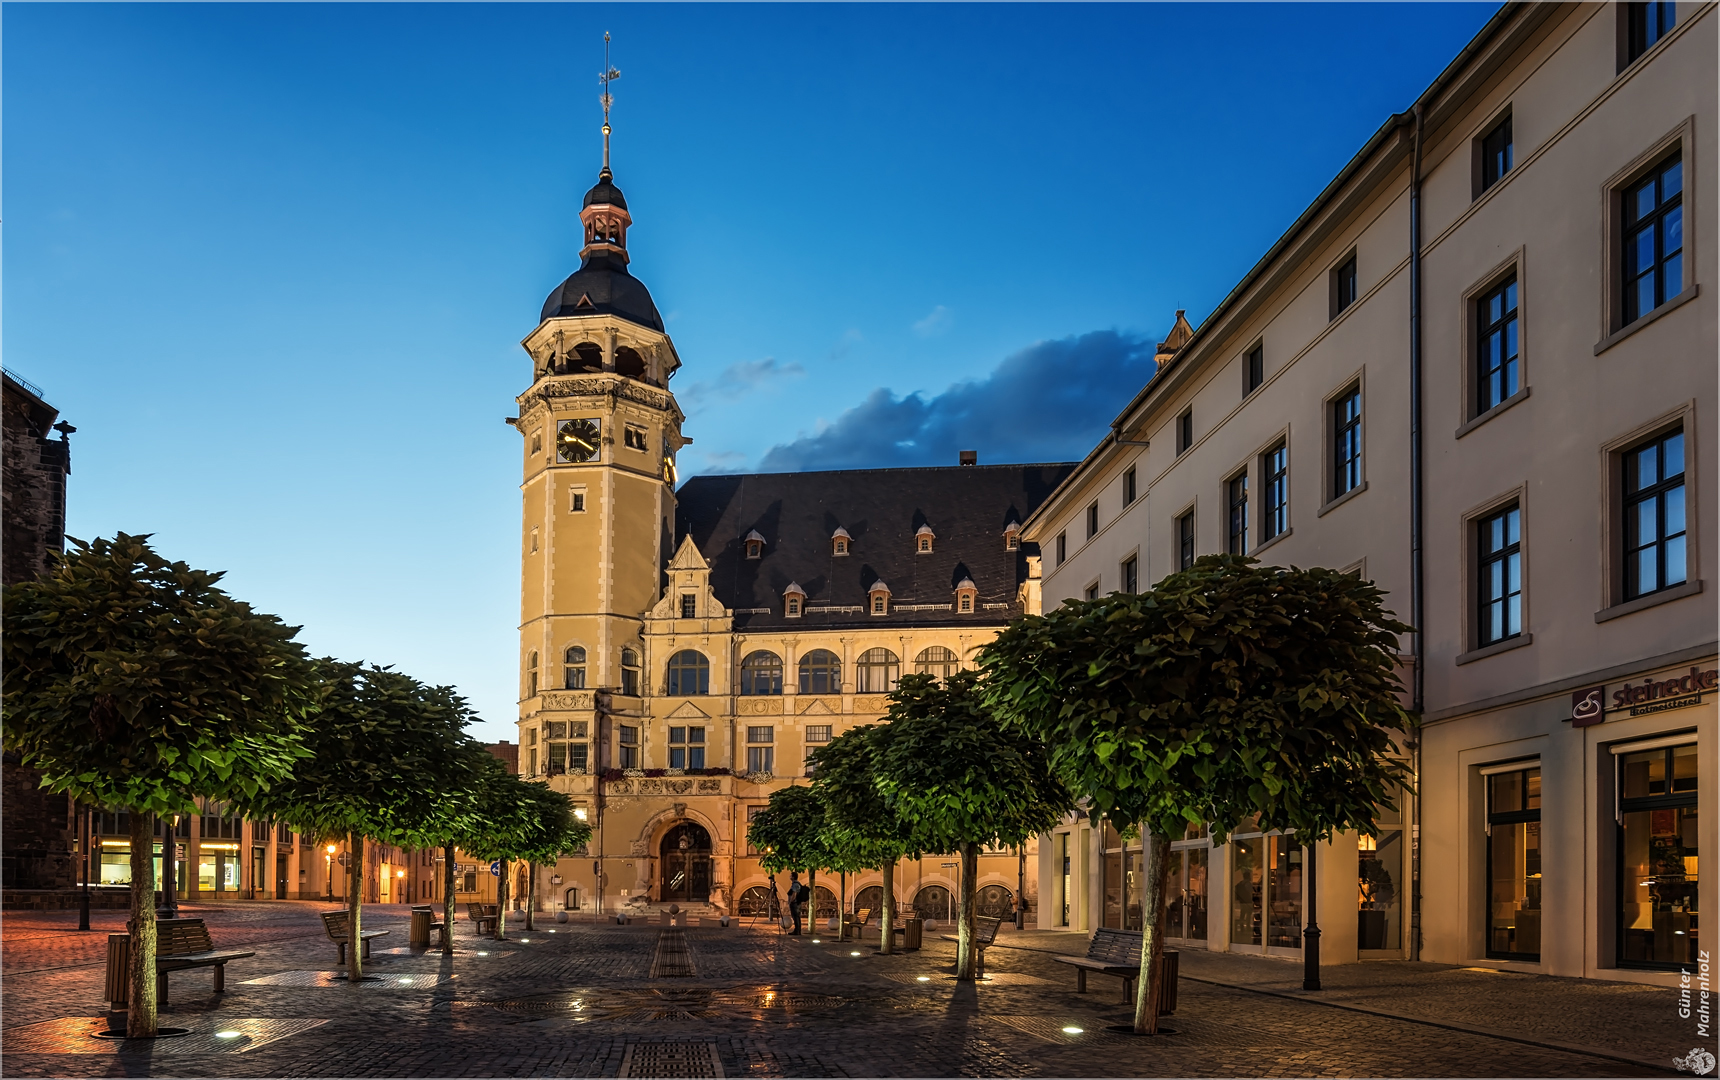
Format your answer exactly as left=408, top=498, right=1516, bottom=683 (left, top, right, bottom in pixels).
left=868, top=580, right=892, bottom=615
left=831, top=527, right=852, bottom=557
left=915, top=524, right=936, bottom=555
left=783, top=582, right=806, bottom=618
left=745, top=530, right=766, bottom=559
left=1003, top=520, right=1021, bottom=551
left=954, top=577, right=978, bottom=614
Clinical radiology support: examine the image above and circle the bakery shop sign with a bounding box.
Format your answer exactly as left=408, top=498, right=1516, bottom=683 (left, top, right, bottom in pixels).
left=1569, top=665, right=1718, bottom=727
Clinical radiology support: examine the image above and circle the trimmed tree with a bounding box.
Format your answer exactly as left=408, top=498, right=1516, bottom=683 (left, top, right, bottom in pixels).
left=809, top=724, right=919, bottom=953
left=1, top=534, right=318, bottom=1036
left=746, top=783, right=838, bottom=930
left=979, top=554, right=1417, bottom=1033
left=457, top=754, right=592, bottom=940
left=874, top=671, right=1069, bottom=980
left=248, top=661, right=482, bottom=981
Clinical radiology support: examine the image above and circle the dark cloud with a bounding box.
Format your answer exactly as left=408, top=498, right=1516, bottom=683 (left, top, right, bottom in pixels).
left=755, top=330, right=1156, bottom=473
left=679, top=357, right=806, bottom=415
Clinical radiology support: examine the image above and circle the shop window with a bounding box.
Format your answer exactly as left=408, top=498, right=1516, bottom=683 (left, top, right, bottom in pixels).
left=1359, top=791, right=1405, bottom=952
left=1230, top=827, right=1301, bottom=951
left=1616, top=740, right=1699, bottom=970
left=1484, top=764, right=1542, bottom=961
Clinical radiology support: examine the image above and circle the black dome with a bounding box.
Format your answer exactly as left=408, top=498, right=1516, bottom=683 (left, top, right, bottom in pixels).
left=583, top=167, right=627, bottom=210
left=540, top=251, right=664, bottom=332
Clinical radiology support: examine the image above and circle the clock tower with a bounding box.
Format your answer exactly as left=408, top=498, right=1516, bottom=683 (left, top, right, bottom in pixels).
left=513, top=160, right=686, bottom=783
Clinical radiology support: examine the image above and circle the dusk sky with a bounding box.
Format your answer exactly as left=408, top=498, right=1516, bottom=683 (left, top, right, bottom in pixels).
left=7, top=3, right=1494, bottom=740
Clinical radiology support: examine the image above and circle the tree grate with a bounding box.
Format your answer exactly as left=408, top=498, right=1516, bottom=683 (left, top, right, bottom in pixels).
left=618, top=1041, right=724, bottom=1077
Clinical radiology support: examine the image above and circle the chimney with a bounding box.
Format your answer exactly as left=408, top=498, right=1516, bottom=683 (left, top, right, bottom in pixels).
left=959, top=450, right=978, bottom=466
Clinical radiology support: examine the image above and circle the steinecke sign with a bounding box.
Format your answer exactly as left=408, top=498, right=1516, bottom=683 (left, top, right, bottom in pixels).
left=1569, top=665, right=1718, bottom=727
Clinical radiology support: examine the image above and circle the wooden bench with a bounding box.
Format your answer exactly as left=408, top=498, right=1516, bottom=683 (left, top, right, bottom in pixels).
left=153, top=919, right=254, bottom=1004
left=844, top=907, right=872, bottom=939
left=466, top=902, right=498, bottom=936
left=937, top=915, right=1003, bottom=975
left=1051, top=927, right=1179, bottom=1011
left=319, top=910, right=390, bottom=964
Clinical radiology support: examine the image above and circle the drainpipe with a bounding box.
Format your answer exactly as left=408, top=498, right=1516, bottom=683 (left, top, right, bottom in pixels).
left=1408, top=102, right=1426, bottom=964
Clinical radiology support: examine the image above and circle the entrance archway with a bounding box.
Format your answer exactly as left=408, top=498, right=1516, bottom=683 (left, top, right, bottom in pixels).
left=660, top=822, right=712, bottom=903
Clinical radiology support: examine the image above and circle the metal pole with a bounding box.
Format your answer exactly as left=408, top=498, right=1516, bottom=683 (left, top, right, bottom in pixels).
left=1408, top=102, right=1426, bottom=965
left=77, top=804, right=91, bottom=931
left=1016, top=845, right=1026, bottom=929
left=1302, top=841, right=1321, bottom=991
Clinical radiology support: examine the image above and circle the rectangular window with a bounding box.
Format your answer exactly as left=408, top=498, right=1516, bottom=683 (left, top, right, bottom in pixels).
left=680, top=594, right=696, bottom=618
left=1624, top=428, right=1686, bottom=599
left=1056, top=532, right=1067, bottom=566
left=1086, top=503, right=1099, bottom=539
left=1623, top=154, right=1683, bottom=325
left=1486, top=765, right=1541, bottom=961
left=570, top=488, right=586, bottom=513
left=805, top=725, right=832, bottom=743
left=623, top=424, right=648, bottom=451
left=1084, top=582, right=1099, bottom=601
left=1480, top=114, right=1513, bottom=194
left=747, top=806, right=766, bottom=855
left=1478, top=504, right=1523, bottom=645
left=617, top=725, right=639, bottom=770
left=1617, top=741, right=1699, bottom=969
left=747, top=726, right=774, bottom=744
left=1477, top=277, right=1520, bottom=414
left=1227, top=473, right=1249, bottom=555
left=1332, top=254, right=1358, bottom=317
left=528, top=748, right=538, bottom=776
left=1176, top=410, right=1193, bottom=455
left=1245, top=344, right=1264, bottom=395
left=1120, top=555, right=1138, bottom=594
left=1625, top=1, right=1676, bottom=66
left=1123, top=467, right=1137, bottom=505
left=568, top=742, right=589, bottom=772
left=1262, top=443, right=1288, bottom=543
left=1177, top=510, right=1196, bottom=570
left=1333, top=387, right=1362, bottom=498
left=747, top=746, right=775, bottom=775
left=668, top=726, right=705, bottom=770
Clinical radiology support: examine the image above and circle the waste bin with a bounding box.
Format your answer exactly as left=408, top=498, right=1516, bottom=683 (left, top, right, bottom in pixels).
left=1154, top=950, right=1180, bottom=1014
left=409, top=907, right=434, bottom=947
left=901, top=917, right=923, bottom=951
left=105, top=934, right=131, bottom=1006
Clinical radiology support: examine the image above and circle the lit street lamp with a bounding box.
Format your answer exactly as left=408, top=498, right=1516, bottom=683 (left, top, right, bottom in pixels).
left=325, top=843, right=337, bottom=901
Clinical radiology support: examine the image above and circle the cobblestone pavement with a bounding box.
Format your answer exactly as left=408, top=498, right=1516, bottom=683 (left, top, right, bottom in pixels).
left=0, top=904, right=1696, bottom=1077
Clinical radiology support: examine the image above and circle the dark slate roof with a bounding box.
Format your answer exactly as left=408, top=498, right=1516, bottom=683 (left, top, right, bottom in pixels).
left=540, top=251, right=665, bottom=331
left=583, top=167, right=628, bottom=210
left=675, top=463, right=1076, bottom=631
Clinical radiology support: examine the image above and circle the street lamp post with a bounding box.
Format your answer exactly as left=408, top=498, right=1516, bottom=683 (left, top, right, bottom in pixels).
left=325, top=844, right=337, bottom=901
left=157, top=816, right=181, bottom=920
left=1303, top=842, right=1321, bottom=991
left=77, top=804, right=91, bottom=931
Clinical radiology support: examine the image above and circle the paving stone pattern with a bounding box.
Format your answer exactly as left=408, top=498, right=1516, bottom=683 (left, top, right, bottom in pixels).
left=0, top=902, right=1692, bottom=1077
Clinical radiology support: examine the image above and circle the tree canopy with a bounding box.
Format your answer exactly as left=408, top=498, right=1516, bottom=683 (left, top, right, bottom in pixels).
left=746, top=783, right=837, bottom=876
left=456, top=754, right=592, bottom=865
left=809, top=723, right=920, bottom=951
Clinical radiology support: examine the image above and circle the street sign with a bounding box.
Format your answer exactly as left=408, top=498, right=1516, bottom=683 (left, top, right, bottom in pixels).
left=489, top=860, right=501, bottom=877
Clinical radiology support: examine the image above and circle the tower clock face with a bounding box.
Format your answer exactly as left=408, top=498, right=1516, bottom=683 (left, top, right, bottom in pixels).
left=557, top=418, right=600, bottom=463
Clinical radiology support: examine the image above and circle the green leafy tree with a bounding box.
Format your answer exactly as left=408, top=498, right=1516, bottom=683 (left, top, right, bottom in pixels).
left=979, top=554, right=1417, bottom=1033
left=456, top=755, right=592, bottom=940
left=874, top=672, right=1069, bottom=980
left=1, top=534, right=318, bottom=1036
left=248, top=661, right=482, bottom=980
left=746, top=783, right=839, bottom=929
left=810, top=724, right=919, bottom=953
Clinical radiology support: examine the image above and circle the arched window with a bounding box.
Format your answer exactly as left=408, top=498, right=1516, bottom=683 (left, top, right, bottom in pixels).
left=564, top=646, right=587, bottom=689
left=915, top=646, right=958, bottom=680
left=620, top=648, right=640, bottom=696
left=614, top=346, right=646, bottom=381
left=526, top=652, right=539, bottom=697
left=569, top=341, right=603, bottom=373
left=798, top=649, right=841, bottom=695
left=855, top=648, right=900, bottom=693
left=740, top=651, right=784, bottom=696
left=666, top=650, right=710, bottom=696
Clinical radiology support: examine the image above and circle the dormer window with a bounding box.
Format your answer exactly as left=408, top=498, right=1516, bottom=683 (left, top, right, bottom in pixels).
left=954, top=578, right=978, bottom=614
left=832, top=527, right=851, bottom=556
left=783, top=582, right=805, bottom=618
left=868, top=581, right=892, bottom=615
left=915, top=525, right=935, bottom=554
left=745, top=530, right=766, bottom=559
left=1003, top=522, right=1021, bottom=551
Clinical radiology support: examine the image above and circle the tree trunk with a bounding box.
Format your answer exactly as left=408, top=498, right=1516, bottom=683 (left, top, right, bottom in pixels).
left=442, top=843, right=456, bottom=956
left=494, top=857, right=508, bottom=941
left=347, top=832, right=365, bottom=982
left=125, top=812, right=159, bottom=1037
left=879, top=856, right=896, bottom=955
left=1133, top=829, right=1173, bottom=1035
left=955, top=841, right=979, bottom=981
left=837, top=870, right=846, bottom=940
left=525, top=863, right=536, bottom=931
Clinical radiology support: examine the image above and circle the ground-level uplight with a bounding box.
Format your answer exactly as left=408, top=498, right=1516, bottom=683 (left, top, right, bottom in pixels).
left=850, top=951, right=861, bottom=956
left=214, top=1030, right=243, bottom=1039
left=1061, top=1026, right=1084, bottom=1035
left=916, top=976, right=931, bottom=982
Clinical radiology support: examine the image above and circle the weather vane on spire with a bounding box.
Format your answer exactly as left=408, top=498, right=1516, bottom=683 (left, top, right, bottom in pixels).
left=600, top=32, right=620, bottom=172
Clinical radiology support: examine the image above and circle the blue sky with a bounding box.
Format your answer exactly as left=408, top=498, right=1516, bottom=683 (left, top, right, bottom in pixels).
left=6, top=3, right=1494, bottom=740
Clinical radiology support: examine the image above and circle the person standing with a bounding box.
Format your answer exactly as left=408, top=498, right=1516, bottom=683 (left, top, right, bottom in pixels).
left=786, top=871, right=805, bottom=935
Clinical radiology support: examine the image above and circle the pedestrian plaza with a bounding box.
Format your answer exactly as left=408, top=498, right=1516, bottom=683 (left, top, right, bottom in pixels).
left=0, top=901, right=1692, bottom=1077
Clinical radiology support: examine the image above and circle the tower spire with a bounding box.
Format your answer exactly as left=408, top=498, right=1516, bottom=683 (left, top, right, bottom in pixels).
left=600, top=32, right=620, bottom=174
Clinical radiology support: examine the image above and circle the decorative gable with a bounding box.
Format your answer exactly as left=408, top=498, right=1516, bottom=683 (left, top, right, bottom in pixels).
left=648, top=536, right=730, bottom=623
